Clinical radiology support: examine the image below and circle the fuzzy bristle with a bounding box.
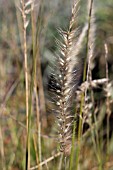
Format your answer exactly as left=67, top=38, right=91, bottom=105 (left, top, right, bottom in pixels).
left=48, top=0, right=87, bottom=156
left=52, top=0, right=80, bottom=156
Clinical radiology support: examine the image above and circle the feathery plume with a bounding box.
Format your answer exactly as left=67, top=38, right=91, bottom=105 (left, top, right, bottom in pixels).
left=51, top=0, right=80, bottom=156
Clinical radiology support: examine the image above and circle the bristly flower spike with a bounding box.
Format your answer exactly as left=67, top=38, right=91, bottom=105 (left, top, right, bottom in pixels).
left=52, top=0, right=81, bottom=156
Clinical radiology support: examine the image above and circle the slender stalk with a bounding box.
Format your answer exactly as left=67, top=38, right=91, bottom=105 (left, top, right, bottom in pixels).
left=69, top=112, right=76, bottom=170
left=93, top=114, right=103, bottom=170
left=58, top=154, right=63, bottom=170
left=33, top=134, right=40, bottom=170
left=38, top=122, right=42, bottom=170
left=21, top=0, right=29, bottom=132
left=86, top=0, right=103, bottom=166
left=30, top=152, right=61, bottom=170
left=20, top=0, right=30, bottom=169
left=0, top=125, right=6, bottom=170
left=31, top=2, right=42, bottom=167
left=34, top=85, right=42, bottom=168
left=75, top=93, right=84, bottom=170
left=84, top=0, right=94, bottom=82
left=104, top=43, right=110, bottom=165
left=35, top=0, right=47, bottom=128
left=75, top=0, right=94, bottom=169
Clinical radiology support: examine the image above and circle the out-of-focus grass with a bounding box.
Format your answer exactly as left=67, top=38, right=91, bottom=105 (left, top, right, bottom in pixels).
left=0, top=0, right=113, bottom=170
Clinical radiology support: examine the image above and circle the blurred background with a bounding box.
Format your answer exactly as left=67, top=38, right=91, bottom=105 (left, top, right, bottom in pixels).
left=0, top=0, right=113, bottom=169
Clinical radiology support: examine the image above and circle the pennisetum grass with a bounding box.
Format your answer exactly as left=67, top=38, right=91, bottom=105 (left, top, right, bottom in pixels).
left=19, top=0, right=34, bottom=169
left=19, top=1, right=45, bottom=169
left=19, top=1, right=30, bottom=169
left=31, top=1, right=46, bottom=168
left=52, top=0, right=80, bottom=157
left=84, top=0, right=103, bottom=169
left=30, top=2, right=42, bottom=169
left=49, top=0, right=97, bottom=168
left=75, top=0, right=101, bottom=169
left=11, top=0, right=113, bottom=169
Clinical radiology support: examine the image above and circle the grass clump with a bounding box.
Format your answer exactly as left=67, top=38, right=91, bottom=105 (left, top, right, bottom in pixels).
left=0, top=0, right=113, bottom=170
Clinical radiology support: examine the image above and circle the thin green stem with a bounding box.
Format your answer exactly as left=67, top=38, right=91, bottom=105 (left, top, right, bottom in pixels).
left=69, top=114, right=76, bottom=170
left=75, top=92, right=84, bottom=170
left=31, top=3, right=43, bottom=167
left=94, top=114, right=102, bottom=162
left=58, top=154, right=63, bottom=170
left=75, top=0, right=94, bottom=169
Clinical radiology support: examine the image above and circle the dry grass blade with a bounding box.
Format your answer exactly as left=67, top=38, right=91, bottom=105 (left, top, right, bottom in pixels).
left=19, top=0, right=32, bottom=169
left=86, top=0, right=95, bottom=85
left=30, top=152, right=61, bottom=170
